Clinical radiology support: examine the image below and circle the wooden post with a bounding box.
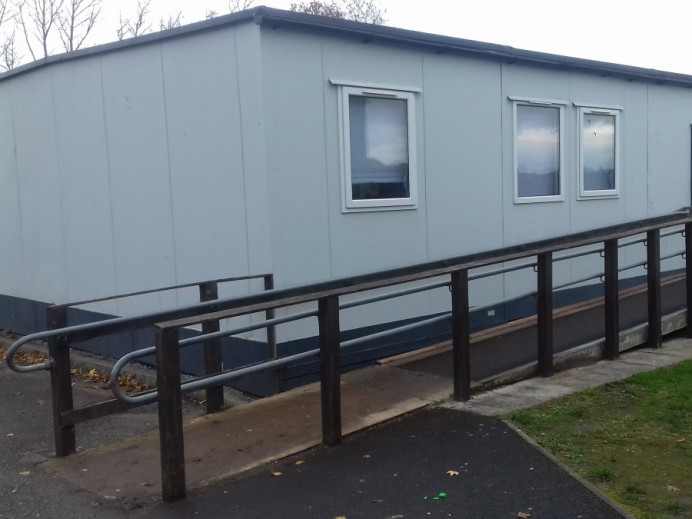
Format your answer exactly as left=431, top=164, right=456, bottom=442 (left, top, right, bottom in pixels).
left=47, top=305, right=76, bottom=457
left=318, top=295, right=341, bottom=446
left=451, top=269, right=471, bottom=401
left=603, top=239, right=620, bottom=359
left=199, top=282, right=223, bottom=413
left=647, top=230, right=662, bottom=348
left=264, top=274, right=279, bottom=396
left=537, top=252, right=554, bottom=377
left=155, top=325, right=186, bottom=502
left=686, top=223, right=692, bottom=338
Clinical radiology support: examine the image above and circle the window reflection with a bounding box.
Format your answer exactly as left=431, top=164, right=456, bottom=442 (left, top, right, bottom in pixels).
left=516, top=104, right=561, bottom=198
left=349, top=96, right=410, bottom=200
left=582, top=113, right=616, bottom=191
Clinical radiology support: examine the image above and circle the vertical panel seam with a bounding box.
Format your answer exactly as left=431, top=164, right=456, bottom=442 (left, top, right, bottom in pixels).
left=49, top=68, right=69, bottom=303
left=159, top=44, right=180, bottom=304
left=9, top=80, right=27, bottom=297
left=98, top=57, right=120, bottom=303
left=319, top=42, right=334, bottom=280
left=234, top=28, right=252, bottom=279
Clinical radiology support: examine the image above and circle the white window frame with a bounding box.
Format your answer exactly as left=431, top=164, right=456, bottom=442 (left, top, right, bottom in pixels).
left=512, top=99, right=566, bottom=204
left=338, top=85, right=418, bottom=212
left=578, top=107, right=620, bottom=199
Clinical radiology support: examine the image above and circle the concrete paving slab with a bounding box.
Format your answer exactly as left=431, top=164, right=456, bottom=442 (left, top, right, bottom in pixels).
left=447, top=337, right=692, bottom=416
left=41, top=364, right=452, bottom=501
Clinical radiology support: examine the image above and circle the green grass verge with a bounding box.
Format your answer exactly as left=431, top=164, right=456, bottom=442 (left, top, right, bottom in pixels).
left=505, top=360, right=692, bottom=518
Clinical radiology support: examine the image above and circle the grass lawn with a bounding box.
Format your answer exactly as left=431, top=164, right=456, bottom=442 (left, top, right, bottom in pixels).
left=505, top=360, right=692, bottom=519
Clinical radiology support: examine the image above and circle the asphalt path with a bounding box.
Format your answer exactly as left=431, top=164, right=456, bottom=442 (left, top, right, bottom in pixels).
left=1, top=361, right=625, bottom=518
left=149, top=407, right=624, bottom=519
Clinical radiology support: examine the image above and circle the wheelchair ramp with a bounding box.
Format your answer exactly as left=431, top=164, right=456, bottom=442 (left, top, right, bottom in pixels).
left=40, top=364, right=451, bottom=501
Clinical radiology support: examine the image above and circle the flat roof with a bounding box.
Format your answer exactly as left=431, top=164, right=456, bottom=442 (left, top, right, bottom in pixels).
left=3, top=5, right=692, bottom=88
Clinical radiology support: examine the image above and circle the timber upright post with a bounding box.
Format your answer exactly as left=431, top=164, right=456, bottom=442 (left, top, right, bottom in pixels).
left=264, top=274, right=279, bottom=395
left=47, top=304, right=76, bottom=457
left=198, top=281, right=224, bottom=413
left=603, top=239, right=620, bottom=359
left=537, top=252, right=554, bottom=377
left=686, top=222, right=692, bottom=339
left=451, top=269, right=471, bottom=401
left=646, top=230, right=662, bottom=348
left=156, top=325, right=186, bottom=502
left=318, top=295, right=342, bottom=446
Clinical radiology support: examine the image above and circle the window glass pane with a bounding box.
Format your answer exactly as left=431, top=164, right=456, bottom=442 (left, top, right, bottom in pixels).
left=516, top=105, right=560, bottom=197
left=582, top=113, right=616, bottom=191
left=349, top=95, right=409, bottom=200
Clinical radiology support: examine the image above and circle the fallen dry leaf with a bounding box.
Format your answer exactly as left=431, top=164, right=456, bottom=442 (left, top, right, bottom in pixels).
left=294, top=460, right=305, bottom=466
left=19, top=470, right=30, bottom=477
left=666, top=485, right=680, bottom=492
left=271, top=471, right=282, bottom=477
left=676, top=438, right=687, bottom=443
left=446, top=470, right=460, bottom=476
left=517, top=513, right=531, bottom=519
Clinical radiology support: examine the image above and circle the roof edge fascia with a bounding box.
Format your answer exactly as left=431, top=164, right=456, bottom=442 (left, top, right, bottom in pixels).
left=2, top=5, right=692, bottom=89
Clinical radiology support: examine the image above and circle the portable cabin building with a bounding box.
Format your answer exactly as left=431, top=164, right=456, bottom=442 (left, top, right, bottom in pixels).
left=1, top=7, right=691, bottom=384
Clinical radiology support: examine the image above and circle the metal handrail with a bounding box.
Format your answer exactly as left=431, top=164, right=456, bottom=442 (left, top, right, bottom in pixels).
left=108, top=308, right=320, bottom=398
left=109, top=226, right=690, bottom=404
left=112, top=312, right=453, bottom=405
left=52, top=274, right=272, bottom=309
left=108, top=280, right=454, bottom=387
left=8, top=211, right=691, bottom=375
left=7, top=275, right=274, bottom=373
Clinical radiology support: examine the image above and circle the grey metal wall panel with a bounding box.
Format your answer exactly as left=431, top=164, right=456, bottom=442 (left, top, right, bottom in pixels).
left=648, top=85, right=692, bottom=212
left=2, top=16, right=692, bottom=352
left=160, top=31, right=250, bottom=284
left=423, top=54, right=505, bottom=258
left=621, top=83, right=650, bottom=222
left=261, top=30, right=333, bottom=286
left=0, top=83, right=23, bottom=298
left=11, top=71, right=68, bottom=304
left=99, top=45, right=177, bottom=313
left=236, top=23, right=273, bottom=279
left=51, top=59, right=117, bottom=304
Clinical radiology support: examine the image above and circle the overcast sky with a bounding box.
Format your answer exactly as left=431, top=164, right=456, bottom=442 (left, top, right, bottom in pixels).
left=80, top=0, right=692, bottom=76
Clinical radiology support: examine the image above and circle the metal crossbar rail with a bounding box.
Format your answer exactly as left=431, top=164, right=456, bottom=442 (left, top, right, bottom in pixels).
left=110, top=244, right=687, bottom=407
left=108, top=279, right=454, bottom=392
left=112, top=312, right=452, bottom=406
left=6, top=209, right=692, bottom=502
left=8, top=215, right=686, bottom=375
left=107, top=234, right=687, bottom=404
left=7, top=273, right=276, bottom=457
left=48, top=274, right=272, bottom=309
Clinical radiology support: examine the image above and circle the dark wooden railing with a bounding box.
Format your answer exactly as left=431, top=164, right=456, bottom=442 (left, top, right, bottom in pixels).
left=7, top=209, right=692, bottom=502
left=12, top=274, right=275, bottom=457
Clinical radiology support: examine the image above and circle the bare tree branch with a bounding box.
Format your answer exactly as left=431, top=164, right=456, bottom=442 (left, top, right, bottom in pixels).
left=57, top=0, right=102, bottom=52
left=116, top=0, right=151, bottom=41
left=1, top=30, right=19, bottom=69
left=290, top=0, right=385, bottom=23
left=290, top=1, right=344, bottom=19
left=228, top=0, right=254, bottom=13
left=159, top=11, right=181, bottom=31
left=15, top=0, right=65, bottom=60
left=0, top=0, right=9, bottom=25
left=0, top=1, right=21, bottom=70
left=345, top=0, right=385, bottom=24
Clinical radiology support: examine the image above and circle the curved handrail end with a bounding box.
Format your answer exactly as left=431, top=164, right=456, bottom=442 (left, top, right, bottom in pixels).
left=5, top=334, right=54, bottom=373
